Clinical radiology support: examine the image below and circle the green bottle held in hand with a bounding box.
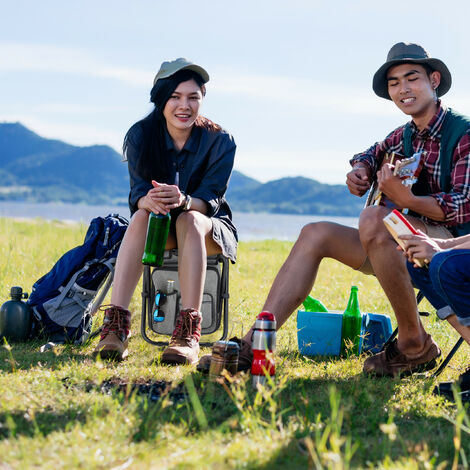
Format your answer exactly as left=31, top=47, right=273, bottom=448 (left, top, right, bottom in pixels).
left=302, top=295, right=328, bottom=312
left=340, top=286, right=362, bottom=357
left=142, top=212, right=171, bottom=267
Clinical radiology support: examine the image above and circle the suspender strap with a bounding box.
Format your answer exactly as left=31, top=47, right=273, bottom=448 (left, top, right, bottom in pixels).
left=437, top=108, right=470, bottom=193
left=402, top=108, right=470, bottom=236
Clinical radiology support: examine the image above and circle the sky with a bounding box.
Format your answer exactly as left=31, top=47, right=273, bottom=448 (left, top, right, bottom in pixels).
left=1, top=0, right=470, bottom=184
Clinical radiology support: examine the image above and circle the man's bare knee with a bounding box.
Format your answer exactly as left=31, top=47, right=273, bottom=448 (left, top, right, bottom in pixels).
left=297, top=222, right=338, bottom=253
left=359, top=206, right=393, bottom=248
left=297, top=222, right=360, bottom=260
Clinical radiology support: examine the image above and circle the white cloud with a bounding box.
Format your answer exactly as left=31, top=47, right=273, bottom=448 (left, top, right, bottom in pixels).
left=0, top=42, right=151, bottom=87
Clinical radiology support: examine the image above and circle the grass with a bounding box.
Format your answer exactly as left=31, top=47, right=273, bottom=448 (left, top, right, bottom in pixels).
left=0, top=217, right=469, bottom=469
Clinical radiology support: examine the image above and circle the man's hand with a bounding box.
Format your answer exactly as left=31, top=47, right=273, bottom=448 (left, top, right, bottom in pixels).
left=399, top=232, right=442, bottom=266
left=377, top=164, right=412, bottom=207
left=346, top=166, right=371, bottom=197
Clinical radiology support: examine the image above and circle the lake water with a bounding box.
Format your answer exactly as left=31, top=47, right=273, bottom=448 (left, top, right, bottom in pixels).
left=0, top=201, right=358, bottom=241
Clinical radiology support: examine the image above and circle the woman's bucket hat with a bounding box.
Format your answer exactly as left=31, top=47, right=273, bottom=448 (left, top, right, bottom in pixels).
left=373, top=42, right=452, bottom=100
left=153, top=58, right=209, bottom=86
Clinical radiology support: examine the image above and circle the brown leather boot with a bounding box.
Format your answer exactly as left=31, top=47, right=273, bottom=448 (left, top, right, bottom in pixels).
left=92, top=305, right=131, bottom=361
left=161, top=308, right=202, bottom=365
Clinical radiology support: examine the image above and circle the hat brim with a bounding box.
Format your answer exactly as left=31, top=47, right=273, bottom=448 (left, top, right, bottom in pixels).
left=153, top=64, right=210, bottom=85
left=372, top=58, right=452, bottom=100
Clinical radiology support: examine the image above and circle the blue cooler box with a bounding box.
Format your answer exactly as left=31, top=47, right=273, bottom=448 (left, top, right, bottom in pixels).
left=362, top=312, right=393, bottom=354
left=297, top=310, right=392, bottom=356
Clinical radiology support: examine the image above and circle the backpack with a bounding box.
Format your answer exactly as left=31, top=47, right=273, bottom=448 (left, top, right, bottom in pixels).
left=27, top=213, right=129, bottom=344
left=403, top=108, right=470, bottom=236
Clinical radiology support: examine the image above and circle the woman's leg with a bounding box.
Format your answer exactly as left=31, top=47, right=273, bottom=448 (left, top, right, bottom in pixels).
left=93, top=209, right=176, bottom=361
left=110, top=209, right=176, bottom=309
left=161, top=211, right=222, bottom=365
left=174, top=211, right=222, bottom=310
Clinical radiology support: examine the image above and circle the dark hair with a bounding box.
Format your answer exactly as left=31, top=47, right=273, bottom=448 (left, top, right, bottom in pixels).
left=124, top=69, right=218, bottom=183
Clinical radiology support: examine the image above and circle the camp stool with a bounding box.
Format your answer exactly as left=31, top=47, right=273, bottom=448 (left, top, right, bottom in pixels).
left=380, top=291, right=464, bottom=378
left=141, top=249, right=229, bottom=347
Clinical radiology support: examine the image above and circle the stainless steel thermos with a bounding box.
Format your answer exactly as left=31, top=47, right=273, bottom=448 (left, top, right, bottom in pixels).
left=251, top=311, right=276, bottom=387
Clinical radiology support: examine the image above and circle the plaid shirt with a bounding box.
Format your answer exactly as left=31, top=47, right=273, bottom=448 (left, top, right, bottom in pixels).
left=350, top=104, right=470, bottom=226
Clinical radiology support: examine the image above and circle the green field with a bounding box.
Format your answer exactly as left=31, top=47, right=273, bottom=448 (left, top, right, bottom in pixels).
left=0, top=217, right=469, bottom=469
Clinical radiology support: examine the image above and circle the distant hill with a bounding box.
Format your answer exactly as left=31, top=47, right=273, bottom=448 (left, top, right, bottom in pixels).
left=0, top=122, right=364, bottom=216
left=0, top=122, right=129, bottom=205
left=227, top=176, right=364, bottom=216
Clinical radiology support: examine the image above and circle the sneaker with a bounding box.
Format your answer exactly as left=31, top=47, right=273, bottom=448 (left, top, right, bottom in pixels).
left=363, top=335, right=441, bottom=377
left=161, top=309, right=202, bottom=365
left=92, top=305, right=131, bottom=361
left=196, top=336, right=253, bottom=374
left=434, top=367, right=470, bottom=401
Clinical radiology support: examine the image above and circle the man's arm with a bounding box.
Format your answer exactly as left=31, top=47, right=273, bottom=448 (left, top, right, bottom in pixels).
left=377, top=164, right=446, bottom=220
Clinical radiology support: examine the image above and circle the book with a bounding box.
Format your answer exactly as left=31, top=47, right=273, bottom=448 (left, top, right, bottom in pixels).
left=383, top=210, right=425, bottom=267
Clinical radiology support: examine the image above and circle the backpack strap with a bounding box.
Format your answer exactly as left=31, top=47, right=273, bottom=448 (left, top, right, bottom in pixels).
left=402, top=109, right=470, bottom=236
left=438, top=108, right=470, bottom=193
left=438, top=109, right=470, bottom=236
left=402, top=122, right=414, bottom=158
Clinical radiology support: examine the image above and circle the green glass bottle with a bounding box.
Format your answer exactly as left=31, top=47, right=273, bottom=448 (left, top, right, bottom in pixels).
left=141, top=212, right=171, bottom=267
left=302, top=295, right=328, bottom=312
left=340, top=286, right=362, bottom=357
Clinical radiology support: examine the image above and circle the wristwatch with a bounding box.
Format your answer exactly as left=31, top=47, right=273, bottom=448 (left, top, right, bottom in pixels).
left=181, top=193, right=192, bottom=211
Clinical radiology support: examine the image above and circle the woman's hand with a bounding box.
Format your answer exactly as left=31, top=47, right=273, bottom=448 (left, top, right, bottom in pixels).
left=399, top=231, right=442, bottom=266
left=138, top=180, right=186, bottom=214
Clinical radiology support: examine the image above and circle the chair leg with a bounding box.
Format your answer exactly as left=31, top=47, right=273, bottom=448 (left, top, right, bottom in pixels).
left=432, top=337, right=465, bottom=378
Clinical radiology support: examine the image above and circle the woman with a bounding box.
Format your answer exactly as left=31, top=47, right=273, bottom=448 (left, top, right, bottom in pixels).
left=93, top=58, right=237, bottom=365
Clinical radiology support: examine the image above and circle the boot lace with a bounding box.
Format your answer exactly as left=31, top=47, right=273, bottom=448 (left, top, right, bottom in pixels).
left=99, top=305, right=130, bottom=341
left=170, top=309, right=201, bottom=345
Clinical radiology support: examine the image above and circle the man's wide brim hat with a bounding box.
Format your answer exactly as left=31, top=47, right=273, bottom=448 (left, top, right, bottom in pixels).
left=373, top=42, right=452, bottom=100
left=153, top=58, right=209, bottom=86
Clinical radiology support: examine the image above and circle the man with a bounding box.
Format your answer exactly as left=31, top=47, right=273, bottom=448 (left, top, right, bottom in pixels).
left=198, top=42, right=470, bottom=377
left=401, top=232, right=470, bottom=399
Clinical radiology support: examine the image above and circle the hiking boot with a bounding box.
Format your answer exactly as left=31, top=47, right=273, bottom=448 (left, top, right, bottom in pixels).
left=92, top=305, right=131, bottom=361
left=161, top=309, right=202, bottom=365
left=196, top=336, right=253, bottom=374
left=434, top=367, right=470, bottom=401
left=363, top=335, right=441, bottom=378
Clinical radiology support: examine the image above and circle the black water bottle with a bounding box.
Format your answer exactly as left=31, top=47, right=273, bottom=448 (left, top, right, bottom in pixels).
left=0, top=286, right=33, bottom=342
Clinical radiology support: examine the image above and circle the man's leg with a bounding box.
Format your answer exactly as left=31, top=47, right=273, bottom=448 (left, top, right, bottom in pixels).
left=359, top=206, right=432, bottom=355
left=407, top=256, right=470, bottom=345
left=242, top=222, right=368, bottom=343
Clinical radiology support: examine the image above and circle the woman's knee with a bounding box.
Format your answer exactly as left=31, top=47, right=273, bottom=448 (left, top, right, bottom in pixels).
left=126, top=209, right=150, bottom=238
left=175, top=211, right=211, bottom=236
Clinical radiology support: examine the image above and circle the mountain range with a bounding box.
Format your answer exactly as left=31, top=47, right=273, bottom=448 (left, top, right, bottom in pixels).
left=0, top=122, right=364, bottom=216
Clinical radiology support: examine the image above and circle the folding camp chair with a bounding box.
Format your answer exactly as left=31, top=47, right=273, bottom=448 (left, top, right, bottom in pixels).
left=141, top=249, right=229, bottom=347
left=380, top=291, right=464, bottom=377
